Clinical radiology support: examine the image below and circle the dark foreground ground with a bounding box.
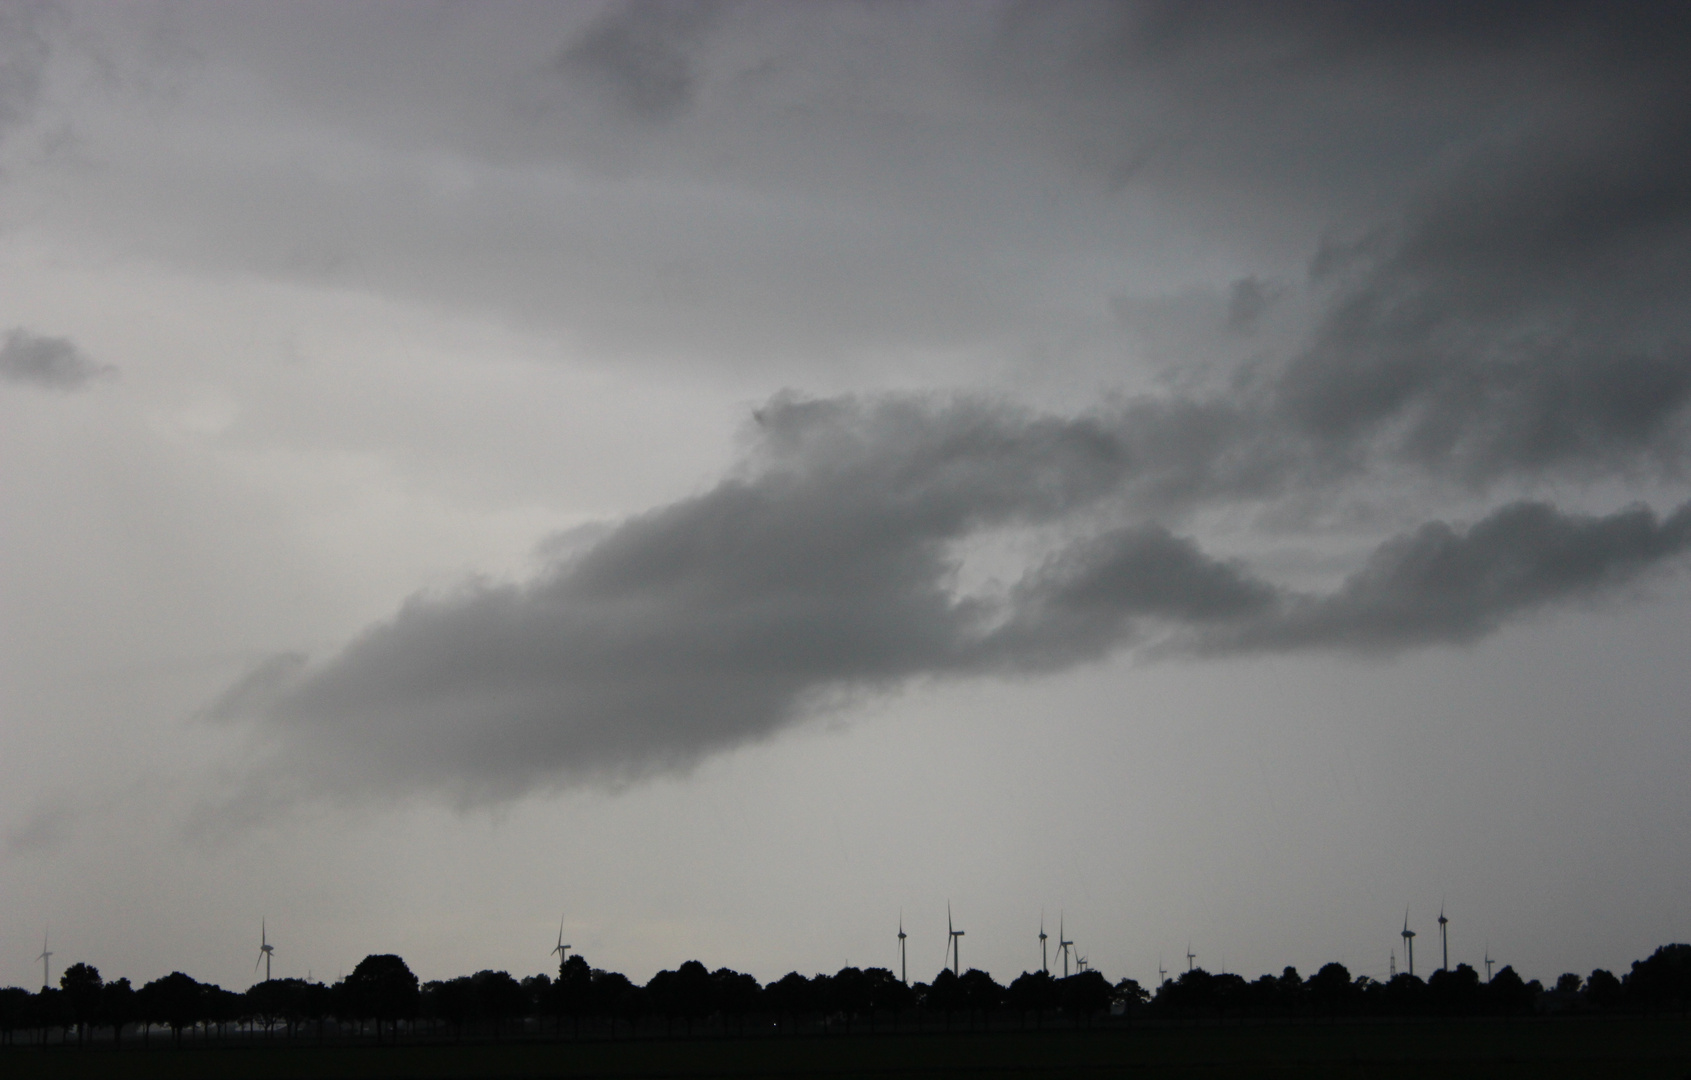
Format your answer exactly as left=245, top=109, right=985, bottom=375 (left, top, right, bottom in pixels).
left=3, top=1018, right=1688, bottom=1079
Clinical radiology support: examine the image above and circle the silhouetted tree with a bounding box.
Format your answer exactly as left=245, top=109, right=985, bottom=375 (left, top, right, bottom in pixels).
left=1006, top=971, right=1056, bottom=1027
left=830, top=967, right=871, bottom=1032
left=675, top=960, right=714, bottom=1035
left=1244, top=971, right=1298, bottom=1018
left=468, top=970, right=526, bottom=1038
left=301, top=980, right=331, bottom=1043
left=764, top=972, right=812, bottom=1033
left=0, top=987, right=32, bottom=1046
left=590, top=969, right=640, bottom=1038
left=1381, top=973, right=1428, bottom=1016
left=521, top=973, right=550, bottom=1032
left=1305, top=962, right=1358, bottom=1017
left=555, top=955, right=594, bottom=1036
left=59, top=962, right=102, bottom=1043
left=100, top=977, right=135, bottom=1045
left=340, top=954, right=419, bottom=1042
left=1585, top=968, right=1623, bottom=1012
left=143, top=972, right=204, bottom=1046
left=422, top=977, right=473, bottom=1039
left=713, top=967, right=761, bottom=1035
left=1627, top=944, right=1691, bottom=1013
left=645, top=967, right=681, bottom=1036
left=247, top=979, right=285, bottom=1034
left=1153, top=967, right=1210, bottom=1017
left=1058, top=970, right=1111, bottom=1026
left=1428, top=964, right=1482, bottom=1016
left=1112, top=977, right=1148, bottom=1023
left=925, top=969, right=962, bottom=1027
left=866, top=968, right=914, bottom=1027
left=959, top=968, right=1004, bottom=1028
left=35, top=986, right=69, bottom=1044
left=1480, top=966, right=1533, bottom=1016
left=206, top=984, right=242, bottom=1039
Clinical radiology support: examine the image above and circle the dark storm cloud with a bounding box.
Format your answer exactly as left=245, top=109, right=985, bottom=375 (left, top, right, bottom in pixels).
left=0, top=328, right=112, bottom=390
left=152, top=2, right=1691, bottom=802
left=247, top=395, right=1135, bottom=801
left=240, top=395, right=1691, bottom=803
left=1275, top=93, right=1691, bottom=482
left=1207, top=500, right=1691, bottom=655
left=0, top=0, right=52, bottom=144
left=556, top=0, right=722, bottom=122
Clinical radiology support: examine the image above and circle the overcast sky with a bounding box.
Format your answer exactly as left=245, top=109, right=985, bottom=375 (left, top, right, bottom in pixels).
left=3, top=0, right=1689, bottom=993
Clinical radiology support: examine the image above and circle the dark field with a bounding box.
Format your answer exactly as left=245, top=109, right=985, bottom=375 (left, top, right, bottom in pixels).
left=3, top=1019, right=1688, bottom=1079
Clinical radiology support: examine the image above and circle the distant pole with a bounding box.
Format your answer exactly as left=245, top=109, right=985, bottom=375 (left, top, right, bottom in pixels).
left=947, top=904, right=964, bottom=978
left=1438, top=905, right=1449, bottom=973
left=550, top=914, right=570, bottom=978
left=1401, top=911, right=1416, bottom=978
left=897, top=915, right=908, bottom=986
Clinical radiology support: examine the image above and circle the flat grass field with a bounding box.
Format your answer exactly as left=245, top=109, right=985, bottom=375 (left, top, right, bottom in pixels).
left=3, top=1019, right=1688, bottom=1079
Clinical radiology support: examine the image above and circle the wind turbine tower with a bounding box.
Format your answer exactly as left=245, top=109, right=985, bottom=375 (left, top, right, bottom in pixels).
left=1401, top=910, right=1416, bottom=978
left=897, top=913, right=908, bottom=985
left=255, top=919, right=276, bottom=982
left=1438, top=904, right=1449, bottom=972
left=1039, top=915, right=1048, bottom=975
left=1158, top=957, right=1168, bottom=985
left=36, top=931, right=53, bottom=992
left=947, top=904, right=965, bottom=977
left=550, top=914, right=571, bottom=977
left=1484, top=946, right=1495, bottom=983
left=1057, top=915, right=1074, bottom=979
left=1186, top=943, right=1197, bottom=973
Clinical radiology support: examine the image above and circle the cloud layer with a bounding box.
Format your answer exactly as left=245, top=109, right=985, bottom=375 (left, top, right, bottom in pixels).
left=0, top=328, right=111, bottom=390
left=18, top=2, right=1665, bottom=804
left=238, top=395, right=1691, bottom=804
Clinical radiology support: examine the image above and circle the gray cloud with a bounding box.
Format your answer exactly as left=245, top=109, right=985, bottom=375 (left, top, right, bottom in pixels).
left=1274, top=92, right=1691, bottom=482
left=242, top=394, right=1133, bottom=802
left=1207, top=499, right=1691, bottom=655
left=0, top=0, right=52, bottom=147
left=0, top=328, right=113, bottom=390
left=5, top=801, right=76, bottom=857
left=234, top=394, right=1691, bottom=804
left=555, top=0, right=722, bottom=122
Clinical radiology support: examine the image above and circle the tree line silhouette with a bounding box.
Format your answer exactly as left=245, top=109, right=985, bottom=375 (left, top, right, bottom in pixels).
left=3, top=943, right=1688, bottom=1048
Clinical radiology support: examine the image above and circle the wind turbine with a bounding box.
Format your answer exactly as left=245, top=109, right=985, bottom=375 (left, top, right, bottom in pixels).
left=1038, top=914, right=1048, bottom=975
left=1484, top=945, right=1495, bottom=983
left=1185, top=943, right=1196, bottom=973
left=1401, top=910, right=1416, bottom=978
left=1438, top=903, right=1449, bottom=973
left=255, top=919, right=276, bottom=982
left=1057, top=915, right=1074, bottom=978
left=36, top=930, right=53, bottom=991
left=897, top=912, right=908, bottom=985
left=550, top=915, right=571, bottom=976
left=946, top=904, right=965, bottom=977
left=1158, top=956, right=1168, bottom=985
